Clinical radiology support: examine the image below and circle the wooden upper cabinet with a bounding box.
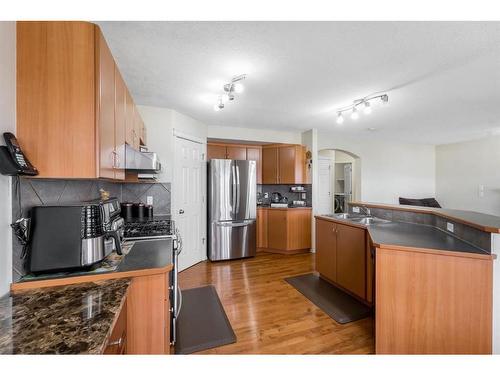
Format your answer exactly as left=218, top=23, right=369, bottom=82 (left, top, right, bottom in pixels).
left=139, top=120, right=147, bottom=146
left=16, top=21, right=145, bottom=180
left=207, top=144, right=227, bottom=160
left=132, top=108, right=141, bottom=150
left=207, top=143, right=263, bottom=183
left=246, top=147, right=262, bottom=184
left=262, top=144, right=306, bottom=184
left=226, top=146, right=247, bottom=160
left=125, top=89, right=135, bottom=147
left=262, top=147, right=279, bottom=184
left=336, top=222, right=366, bottom=300
left=114, top=68, right=126, bottom=180
left=315, top=218, right=337, bottom=282
left=17, top=21, right=97, bottom=178
left=96, top=30, right=116, bottom=179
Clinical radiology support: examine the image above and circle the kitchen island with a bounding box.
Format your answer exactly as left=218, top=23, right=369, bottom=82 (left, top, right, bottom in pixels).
left=315, top=204, right=496, bottom=355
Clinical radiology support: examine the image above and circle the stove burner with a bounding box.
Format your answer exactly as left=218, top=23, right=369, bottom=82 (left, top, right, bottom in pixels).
left=124, top=219, right=174, bottom=239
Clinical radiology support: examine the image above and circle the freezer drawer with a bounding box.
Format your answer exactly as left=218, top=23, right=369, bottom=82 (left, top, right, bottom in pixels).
left=209, top=220, right=256, bottom=261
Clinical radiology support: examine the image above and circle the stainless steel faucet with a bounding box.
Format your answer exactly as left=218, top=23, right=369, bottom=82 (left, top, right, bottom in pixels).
left=360, top=206, right=371, bottom=216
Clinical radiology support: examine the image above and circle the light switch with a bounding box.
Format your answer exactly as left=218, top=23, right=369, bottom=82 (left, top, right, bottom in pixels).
left=447, top=222, right=454, bottom=233
left=147, top=196, right=153, bottom=205
left=352, top=206, right=360, bottom=213
left=478, top=185, right=485, bottom=198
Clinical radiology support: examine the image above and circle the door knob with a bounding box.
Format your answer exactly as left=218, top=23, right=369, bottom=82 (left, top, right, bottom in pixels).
left=179, top=209, right=185, bottom=214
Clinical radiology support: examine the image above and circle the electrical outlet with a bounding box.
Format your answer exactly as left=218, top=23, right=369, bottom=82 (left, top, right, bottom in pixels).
left=352, top=206, right=360, bottom=213
left=478, top=184, right=485, bottom=198
left=447, top=222, right=454, bottom=233
left=146, top=196, right=153, bottom=205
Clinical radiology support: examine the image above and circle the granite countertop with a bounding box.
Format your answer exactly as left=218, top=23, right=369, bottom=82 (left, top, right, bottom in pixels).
left=0, top=279, right=130, bottom=354
left=317, top=215, right=489, bottom=256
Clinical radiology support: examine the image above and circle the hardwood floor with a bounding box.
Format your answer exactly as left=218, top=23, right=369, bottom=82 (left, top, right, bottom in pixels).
left=179, top=252, right=374, bottom=354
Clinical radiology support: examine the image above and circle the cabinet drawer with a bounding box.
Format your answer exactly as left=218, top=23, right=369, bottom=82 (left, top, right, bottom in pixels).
left=104, top=299, right=127, bottom=354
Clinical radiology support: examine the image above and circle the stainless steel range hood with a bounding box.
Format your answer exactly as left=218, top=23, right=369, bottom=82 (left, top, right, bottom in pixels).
left=125, top=144, right=161, bottom=173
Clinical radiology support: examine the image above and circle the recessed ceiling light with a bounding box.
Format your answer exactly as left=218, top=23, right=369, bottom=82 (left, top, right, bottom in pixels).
left=366, top=127, right=377, bottom=131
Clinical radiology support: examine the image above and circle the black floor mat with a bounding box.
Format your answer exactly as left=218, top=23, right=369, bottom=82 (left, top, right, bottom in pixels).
left=174, top=285, right=236, bottom=354
left=285, top=273, right=372, bottom=324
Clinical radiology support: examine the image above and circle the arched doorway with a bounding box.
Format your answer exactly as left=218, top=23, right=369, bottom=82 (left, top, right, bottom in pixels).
left=317, top=149, right=361, bottom=214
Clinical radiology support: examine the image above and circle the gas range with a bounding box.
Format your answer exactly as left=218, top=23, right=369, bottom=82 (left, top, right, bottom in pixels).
left=123, top=217, right=175, bottom=241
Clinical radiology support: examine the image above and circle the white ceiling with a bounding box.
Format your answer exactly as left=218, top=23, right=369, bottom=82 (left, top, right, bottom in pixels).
left=97, top=21, right=500, bottom=145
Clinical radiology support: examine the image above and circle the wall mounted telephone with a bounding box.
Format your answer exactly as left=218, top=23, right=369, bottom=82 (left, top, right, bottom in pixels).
left=0, top=132, right=38, bottom=176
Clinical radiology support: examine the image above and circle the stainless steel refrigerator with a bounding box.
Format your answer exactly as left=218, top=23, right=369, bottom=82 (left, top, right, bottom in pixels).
left=208, top=159, right=257, bottom=261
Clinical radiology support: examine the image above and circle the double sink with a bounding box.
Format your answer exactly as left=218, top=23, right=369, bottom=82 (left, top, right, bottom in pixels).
left=325, top=212, right=391, bottom=226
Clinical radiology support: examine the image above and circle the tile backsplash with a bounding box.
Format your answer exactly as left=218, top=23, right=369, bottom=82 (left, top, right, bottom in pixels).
left=11, top=178, right=171, bottom=281
left=258, top=184, right=312, bottom=207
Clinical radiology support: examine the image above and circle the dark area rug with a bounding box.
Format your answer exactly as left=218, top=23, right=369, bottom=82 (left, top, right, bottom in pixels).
left=174, top=285, right=236, bottom=354
left=285, top=273, right=372, bottom=324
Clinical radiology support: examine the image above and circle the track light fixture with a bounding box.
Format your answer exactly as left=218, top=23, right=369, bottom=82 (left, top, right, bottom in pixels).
left=336, top=112, right=344, bottom=124
left=213, top=74, right=247, bottom=111
left=351, top=107, right=359, bottom=120
left=335, top=93, right=388, bottom=124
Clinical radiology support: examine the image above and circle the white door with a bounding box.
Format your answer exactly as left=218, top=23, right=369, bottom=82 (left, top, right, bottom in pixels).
left=173, top=136, right=206, bottom=271
left=318, top=158, right=333, bottom=214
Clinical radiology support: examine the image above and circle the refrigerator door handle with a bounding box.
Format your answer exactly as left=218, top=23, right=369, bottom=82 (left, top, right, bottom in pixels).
left=235, top=164, right=241, bottom=215
left=216, top=220, right=254, bottom=227
left=231, top=164, right=237, bottom=215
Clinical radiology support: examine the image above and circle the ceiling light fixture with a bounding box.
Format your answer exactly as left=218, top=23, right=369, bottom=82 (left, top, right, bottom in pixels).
left=213, top=97, right=224, bottom=111
left=214, top=74, right=247, bottom=111
left=334, top=93, right=389, bottom=123
left=351, top=107, right=359, bottom=120
left=336, top=112, right=344, bottom=124
left=363, top=101, right=372, bottom=115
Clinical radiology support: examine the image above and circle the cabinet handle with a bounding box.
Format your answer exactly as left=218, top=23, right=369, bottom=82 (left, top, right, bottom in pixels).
left=110, top=151, right=116, bottom=169
left=115, top=152, right=121, bottom=168
left=108, top=337, right=123, bottom=347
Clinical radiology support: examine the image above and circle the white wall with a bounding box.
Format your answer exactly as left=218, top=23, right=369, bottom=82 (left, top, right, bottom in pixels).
left=0, top=22, right=15, bottom=296
left=302, top=129, right=318, bottom=251
left=207, top=125, right=302, bottom=144
left=137, top=105, right=208, bottom=183
left=317, top=131, right=436, bottom=204
left=436, top=136, right=500, bottom=215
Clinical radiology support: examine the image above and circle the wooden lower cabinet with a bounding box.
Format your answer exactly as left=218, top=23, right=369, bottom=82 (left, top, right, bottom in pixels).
left=315, top=217, right=367, bottom=301
left=336, top=224, right=366, bottom=300
left=315, top=219, right=337, bottom=282
left=257, top=208, right=268, bottom=249
left=127, top=272, right=170, bottom=354
left=376, top=248, right=493, bottom=354
left=262, top=208, right=311, bottom=253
